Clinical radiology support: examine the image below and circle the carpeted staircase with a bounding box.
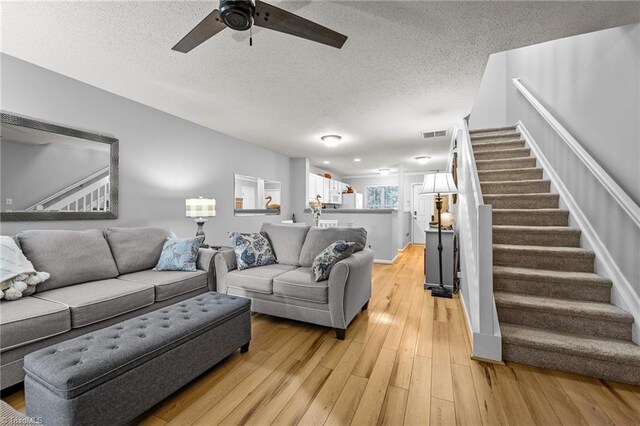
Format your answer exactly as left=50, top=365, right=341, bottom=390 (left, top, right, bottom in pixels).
left=470, top=126, right=640, bottom=386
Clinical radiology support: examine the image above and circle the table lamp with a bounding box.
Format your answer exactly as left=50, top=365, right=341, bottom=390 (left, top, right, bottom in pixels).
left=185, top=196, right=216, bottom=245
left=420, top=171, right=458, bottom=299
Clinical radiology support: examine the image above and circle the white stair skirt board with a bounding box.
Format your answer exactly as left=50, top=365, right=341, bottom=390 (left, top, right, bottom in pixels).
left=517, top=122, right=640, bottom=344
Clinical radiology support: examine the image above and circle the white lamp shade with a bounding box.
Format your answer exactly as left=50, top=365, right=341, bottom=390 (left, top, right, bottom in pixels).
left=186, top=197, right=216, bottom=218
left=420, top=171, right=458, bottom=195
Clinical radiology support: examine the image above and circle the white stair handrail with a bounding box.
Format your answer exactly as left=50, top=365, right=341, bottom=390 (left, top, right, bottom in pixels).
left=513, top=78, right=640, bottom=228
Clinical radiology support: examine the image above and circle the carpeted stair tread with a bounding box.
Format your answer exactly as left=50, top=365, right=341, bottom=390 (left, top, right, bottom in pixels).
left=501, top=324, right=640, bottom=365
left=478, top=167, right=543, bottom=182
left=483, top=193, right=559, bottom=209
left=493, top=266, right=611, bottom=302
left=495, top=291, right=632, bottom=323
left=493, top=244, right=594, bottom=272
left=492, top=209, right=569, bottom=226
left=493, top=225, right=580, bottom=247
left=469, top=126, right=517, bottom=135
left=471, top=132, right=521, bottom=142
left=481, top=179, right=551, bottom=195
left=474, top=147, right=531, bottom=161
left=472, top=140, right=525, bottom=152
left=475, top=157, right=537, bottom=171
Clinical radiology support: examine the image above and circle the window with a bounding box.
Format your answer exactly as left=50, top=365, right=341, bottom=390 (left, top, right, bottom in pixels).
left=366, top=185, right=399, bottom=209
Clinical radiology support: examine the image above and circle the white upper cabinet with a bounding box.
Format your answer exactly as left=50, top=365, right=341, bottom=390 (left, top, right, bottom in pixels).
left=308, top=174, right=345, bottom=205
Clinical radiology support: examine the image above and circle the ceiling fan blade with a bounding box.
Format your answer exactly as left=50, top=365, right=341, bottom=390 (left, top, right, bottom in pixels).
left=172, top=9, right=227, bottom=53
left=253, top=0, right=347, bottom=49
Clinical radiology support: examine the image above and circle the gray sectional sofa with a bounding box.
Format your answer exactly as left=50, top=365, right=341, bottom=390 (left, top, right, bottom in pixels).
left=215, top=223, right=374, bottom=339
left=0, top=227, right=216, bottom=390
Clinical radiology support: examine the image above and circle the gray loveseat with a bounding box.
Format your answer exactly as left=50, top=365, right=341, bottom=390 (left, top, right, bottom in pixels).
left=0, top=227, right=216, bottom=390
left=215, top=223, right=374, bottom=339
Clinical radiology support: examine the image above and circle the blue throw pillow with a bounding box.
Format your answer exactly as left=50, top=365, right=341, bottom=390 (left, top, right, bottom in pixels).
left=153, top=236, right=204, bottom=271
left=311, top=240, right=355, bottom=282
left=230, top=232, right=277, bottom=270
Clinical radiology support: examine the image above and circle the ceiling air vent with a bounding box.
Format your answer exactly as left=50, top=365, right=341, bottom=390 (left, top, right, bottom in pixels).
left=423, top=130, right=447, bottom=139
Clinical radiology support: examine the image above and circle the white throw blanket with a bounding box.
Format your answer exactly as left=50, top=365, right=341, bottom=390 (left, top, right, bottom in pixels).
left=0, top=236, right=49, bottom=300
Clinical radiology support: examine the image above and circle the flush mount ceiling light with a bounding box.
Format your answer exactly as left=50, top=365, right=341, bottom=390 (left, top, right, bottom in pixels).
left=415, top=155, right=431, bottom=164
left=321, top=134, right=342, bottom=148
left=323, top=160, right=330, bottom=164
left=354, top=158, right=362, bottom=162
left=379, top=168, right=390, bottom=175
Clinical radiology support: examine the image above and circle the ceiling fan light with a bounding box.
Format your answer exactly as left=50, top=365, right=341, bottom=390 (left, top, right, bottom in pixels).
left=321, top=135, right=342, bottom=148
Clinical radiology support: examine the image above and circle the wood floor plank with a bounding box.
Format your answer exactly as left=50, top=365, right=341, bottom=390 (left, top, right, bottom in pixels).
left=467, top=360, right=510, bottom=426
left=552, top=370, right=615, bottom=425
left=416, top=292, right=434, bottom=357
left=272, top=366, right=332, bottom=426
left=508, top=363, right=562, bottom=425
left=404, top=355, right=432, bottom=426
left=528, top=365, right=588, bottom=426
left=431, top=321, right=454, bottom=401
left=377, top=385, right=408, bottom=426
left=447, top=302, right=470, bottom=366
left=323, top=375, right=368, bottom=426
left=451, top=363, right=482, bottom=426
left=298, top=341, right=366, bottom=426
left=492, top=364, right=537, bottom=426
left=430, top=397, right=456, bottom=426
left=351, top=348, right=397, bottom=425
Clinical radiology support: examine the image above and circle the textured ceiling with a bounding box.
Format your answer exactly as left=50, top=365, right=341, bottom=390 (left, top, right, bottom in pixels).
left=1, top=1, right=639, bottom=176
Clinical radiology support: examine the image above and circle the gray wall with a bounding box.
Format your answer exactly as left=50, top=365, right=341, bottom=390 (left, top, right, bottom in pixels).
left=0, top=54, right=291, bottom=245
left=1, top=138, right=110, bottom=210
left=468, top=52, right=507, bottom=130
left=469, top=23, right=640, bottom=341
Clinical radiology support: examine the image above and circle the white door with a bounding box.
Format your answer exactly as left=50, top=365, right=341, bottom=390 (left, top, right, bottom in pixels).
left=241, top=186, right=256, bottom=209
left=411, top=183, right=432, bottom=244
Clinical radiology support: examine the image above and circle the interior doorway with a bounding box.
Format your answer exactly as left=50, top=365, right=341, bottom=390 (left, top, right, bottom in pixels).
left=411, top=183, right=433, bottom=244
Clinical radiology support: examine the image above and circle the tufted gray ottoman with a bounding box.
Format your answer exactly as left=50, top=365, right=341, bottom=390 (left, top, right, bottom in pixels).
left=23, top=292, right=251, bottom=425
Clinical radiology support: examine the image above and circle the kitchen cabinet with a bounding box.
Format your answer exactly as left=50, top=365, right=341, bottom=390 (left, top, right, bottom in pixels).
left=308, top=174, right=347, bottom=205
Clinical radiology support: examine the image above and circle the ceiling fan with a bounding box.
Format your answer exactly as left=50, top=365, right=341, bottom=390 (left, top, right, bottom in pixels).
left=172, top=0, right=348, bottom=53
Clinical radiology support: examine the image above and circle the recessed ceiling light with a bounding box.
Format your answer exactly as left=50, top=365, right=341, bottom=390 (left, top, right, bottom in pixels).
left=323, top=161, right=330, bottom=165
left=415, top=155, right=431, bottom=164
left=321, top=134, right=342, bottom=148
left=354, top=158, right=362, bottom=162
left=379, top=168, right=390, bottom=175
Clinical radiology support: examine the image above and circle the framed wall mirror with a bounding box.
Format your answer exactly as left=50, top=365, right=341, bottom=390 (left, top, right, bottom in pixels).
left=0, top=113, right=119, bottom=221
left=234, top=174, right=281, bottom=216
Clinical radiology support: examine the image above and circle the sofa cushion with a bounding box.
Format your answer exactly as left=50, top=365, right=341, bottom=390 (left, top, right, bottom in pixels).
left=0, top=297, right=70, bottom=352
left=260, top=223, right=311, bottom=266
left=104, top=227, right=175, bottom=274
left=299, top=227, right=367, bottom=267
left=230, top=232, right=277, bottom=270
left=227, top=264, right=297, bottom=294
left=118, top=270, right=208, bottom=302
left=273, top=268, right=328, bottom=304
left=17, top=230, right=120, bottom=292
left=35, top=279, right=155, bottom=328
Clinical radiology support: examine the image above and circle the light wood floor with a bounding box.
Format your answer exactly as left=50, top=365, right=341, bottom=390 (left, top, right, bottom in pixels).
left=4, top=245, right=640, bottom=425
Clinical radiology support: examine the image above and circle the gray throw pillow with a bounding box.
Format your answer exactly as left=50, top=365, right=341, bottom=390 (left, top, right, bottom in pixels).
left=311, top=240, right=355, bottom=282
left=153, top=236, right=204, bottom=271
left=230, top=232, right=277, bottom=270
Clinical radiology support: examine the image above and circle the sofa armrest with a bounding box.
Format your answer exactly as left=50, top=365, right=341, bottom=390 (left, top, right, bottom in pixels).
left=328, top=249, right=374, bottom=329
left=212, top=249, right=237, bottom=293
left=196, top=248, right=217, bottom=291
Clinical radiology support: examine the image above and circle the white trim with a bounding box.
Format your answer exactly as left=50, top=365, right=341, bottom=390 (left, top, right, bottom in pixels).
left=342, top=171, right=428, bottom=179
left=518, top=121, right=640, bottom=343
left=513, top=78, right=640, bottom=228
left=374, top=255, right=398, bottom=264
left=397, top=242, right=411, bottom=252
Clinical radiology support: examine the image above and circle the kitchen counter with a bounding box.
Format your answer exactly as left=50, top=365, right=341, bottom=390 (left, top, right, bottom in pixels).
left=303, top=208, right=396, bottom=214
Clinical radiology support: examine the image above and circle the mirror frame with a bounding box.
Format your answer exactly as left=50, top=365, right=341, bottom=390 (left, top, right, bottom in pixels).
left=0, top=112, right=119, bottom=221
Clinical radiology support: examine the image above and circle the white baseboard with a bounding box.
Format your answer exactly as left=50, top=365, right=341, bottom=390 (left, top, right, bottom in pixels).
left=397, top=242, right=411, bottom=252
left=374, top=254, right=398, bottom=264
left=518, top=121, right=640, bottom=344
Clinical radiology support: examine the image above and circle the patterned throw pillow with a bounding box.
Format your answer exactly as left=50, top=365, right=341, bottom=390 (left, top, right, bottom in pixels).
left=230, top=232, right=277, bottom=270
left=311, top=240, right=355, bottom=282
left=153, top=236, right=204, bottom=271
